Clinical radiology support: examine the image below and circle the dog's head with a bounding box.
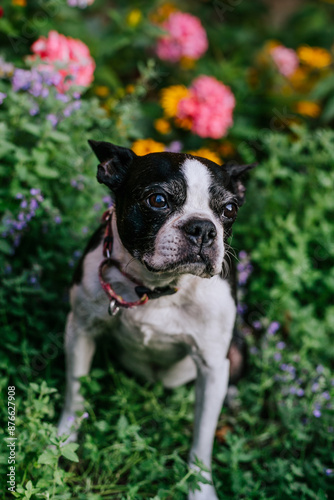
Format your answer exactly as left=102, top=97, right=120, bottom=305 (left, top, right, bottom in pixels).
left=89, top=140, right=255, bottom=278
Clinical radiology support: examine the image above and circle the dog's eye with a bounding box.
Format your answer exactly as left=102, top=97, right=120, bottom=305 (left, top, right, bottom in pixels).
left=222, top=203, right=238, bottom=219
left=147, top=193, right=168, bottom=209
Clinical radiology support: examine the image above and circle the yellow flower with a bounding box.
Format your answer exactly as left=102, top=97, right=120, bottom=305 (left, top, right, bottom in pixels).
left=297, top=46, right=332, bottom=69
left=180, top=57, right=196, bottom=70
left=188, top=148, right=221, bottom=165
left=94, top=86, right=109, bottom=97
left=160, top=85, right=189, bottom=118
left=154, top=118, right=171, bottom=134
left=295, top=101, right=321, bottom=118
left=132, top=139, right=165, bottom=156
left=126, top=9, right=142, bottom=28
left=12, top=0, right=26, bottom=5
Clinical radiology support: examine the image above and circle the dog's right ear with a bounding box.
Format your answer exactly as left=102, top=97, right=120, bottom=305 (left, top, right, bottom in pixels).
left=88, top=140, right=137, bottom=191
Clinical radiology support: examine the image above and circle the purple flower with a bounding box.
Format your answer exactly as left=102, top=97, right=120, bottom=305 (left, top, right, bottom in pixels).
left=274, top=352, right=282, bottom=362
left=54, top=216, right=62, bottom=224
left=325, top=469, right=333, bottom=476
left=276, top=341, right=286, bottom=350
left=102, top=195, right=113, bottom=206
left=30, top=188, right=40, bottom=196
left=239, top=250, right=248, bottom=260
left=20, top=200, right=27, bottom=208
left=73, top=91, right=81, bottom=99
left=321, top=391, right=330, bottom=400
left=29, top=106, right=39, bottom=116
left=312, top=383, right=320, bottom=393
left=4, top=264, right=12, bottom=274
left=30, top=81, right=44, bottom=97
left=268, top=321, right=280, bottom=335
left=56, top=93, right=70, bottom=103
left=63, top=100, right=81, bottom=117
left=41, top=87, right=49, bottom=98
left=47, top=114, right=58, bottom=127
left=237, top=303, right=247, bottom=315
left=165, top=141, right=183, bottom=153
left=238, top=271, right=250, bottom=285
left=30, top=199, right=38, bottom=210
left=252, top=320, right=262, bottom=330
left=12, top=69, right=32, bottom=92
left=82, top=412, right=89, bottom=419
left=313, top=409, right=321, bottom=418
left=250, top=346, right=259, bottom=355
left=316, top=365, right=324, bottom=374
left=16, top=193, right=23, bottom=199
left=82, top=227, right=88, bottom=234
left=237, top=262, right=245, bottom=272
left=296, top=388, right=304, bottom=397
left=67, top=416, right=75, bottom=423
left=0, top=92, right=7, bottom=104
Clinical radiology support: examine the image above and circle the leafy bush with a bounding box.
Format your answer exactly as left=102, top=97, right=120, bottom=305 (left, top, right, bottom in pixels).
left=0, top=0, right=334, bottom=499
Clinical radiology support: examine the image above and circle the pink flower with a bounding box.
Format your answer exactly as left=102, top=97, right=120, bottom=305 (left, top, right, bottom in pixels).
left=177, top=76, right=235, bottom=139
left=270, top=45, right=299, bottom=77
left=156, top=12, right=208, bottom=63
left=30, top=31, right=95, bottom=92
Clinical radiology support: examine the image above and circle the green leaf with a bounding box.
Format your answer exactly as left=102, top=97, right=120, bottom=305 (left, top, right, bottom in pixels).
left=321, top=95, right=334, bottom=123
left=34, top=164, right=59, bottom=179
left=61, top=443, right=79, bottom=462
left=0, top=239, right=12, bottom=255
left=38, top=449, right=57, bottom=466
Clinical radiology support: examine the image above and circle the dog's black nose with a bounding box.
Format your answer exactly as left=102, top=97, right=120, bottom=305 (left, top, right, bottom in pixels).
left=183, top=219, right=217, bottom=247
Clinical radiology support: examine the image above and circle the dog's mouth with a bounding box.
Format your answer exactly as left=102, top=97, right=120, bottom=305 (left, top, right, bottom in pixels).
left=142, top=252, right=219, bottom=278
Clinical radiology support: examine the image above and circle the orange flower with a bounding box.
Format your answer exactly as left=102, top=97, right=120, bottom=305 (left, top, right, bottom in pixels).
left=154, top=118, right=171, bottom=134
left=297, top=46, right=332, bottom=69
left=132, top=139, right=165, bottom=156
left=188, top=148, right=221, bottom=165
left=149, top=3, right=178, bottom=23
left=219, top=141, right=235, bottom=158
left=295, top=101, right=321, bottom=118
left=180, top=57, right=196, bottom=70
left=94, top=86, right=109, bottom=97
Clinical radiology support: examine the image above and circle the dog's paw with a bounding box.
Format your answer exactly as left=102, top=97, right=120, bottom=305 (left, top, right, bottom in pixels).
left=188, top=483, right=219, bottom=500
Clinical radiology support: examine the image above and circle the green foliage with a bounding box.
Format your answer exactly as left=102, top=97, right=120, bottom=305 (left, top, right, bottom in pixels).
left=0, top=1, right=334, bottom=499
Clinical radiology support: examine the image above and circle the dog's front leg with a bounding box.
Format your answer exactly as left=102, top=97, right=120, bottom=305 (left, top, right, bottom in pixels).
left=188, top=350, right=230, bottom=500
left=58, top=312, right=96, bottom=442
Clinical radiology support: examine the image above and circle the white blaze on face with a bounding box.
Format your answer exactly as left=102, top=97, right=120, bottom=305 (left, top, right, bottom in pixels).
left=182, top=158, right=215, bottom=217
left=144, top=157, right=225, bottom=275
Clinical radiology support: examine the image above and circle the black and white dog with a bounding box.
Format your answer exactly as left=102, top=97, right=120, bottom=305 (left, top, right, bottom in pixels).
left=58, top=141, right=254, bottom=500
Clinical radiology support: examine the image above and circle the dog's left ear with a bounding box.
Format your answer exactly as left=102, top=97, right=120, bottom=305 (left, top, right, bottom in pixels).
left=224, top=162, right=257, bottom=205
left=88, top=140, right=137, bottom=191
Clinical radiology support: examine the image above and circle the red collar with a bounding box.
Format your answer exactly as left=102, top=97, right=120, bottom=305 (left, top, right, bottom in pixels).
left=98, top=208, right=178, bottom=316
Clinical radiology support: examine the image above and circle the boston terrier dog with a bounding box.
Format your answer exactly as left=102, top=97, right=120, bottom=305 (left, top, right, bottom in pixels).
left=58, top=141, right=255, bottom=500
